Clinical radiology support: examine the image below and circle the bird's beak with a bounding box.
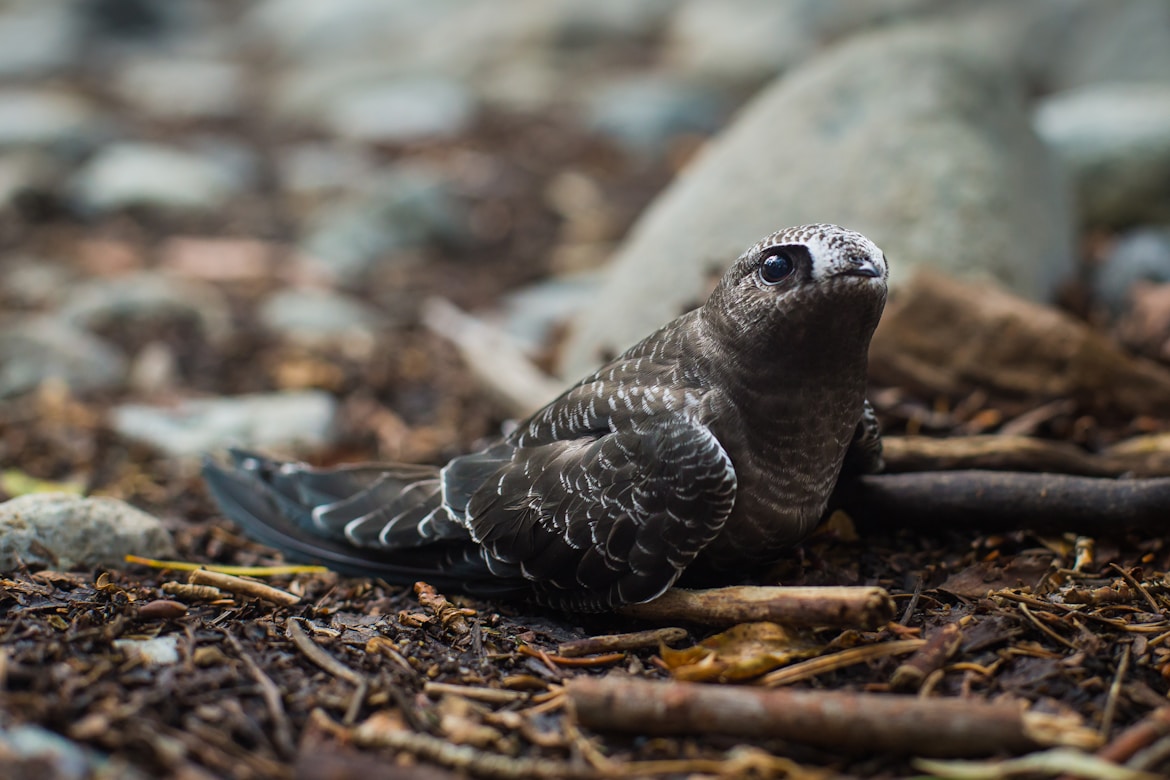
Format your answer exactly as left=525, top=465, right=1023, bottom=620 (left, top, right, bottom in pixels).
left=841, top=257, right=882, bottom=279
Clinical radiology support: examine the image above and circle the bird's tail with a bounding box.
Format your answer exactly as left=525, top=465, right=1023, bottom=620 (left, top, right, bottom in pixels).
left=202, top=449, right=524, bottom=595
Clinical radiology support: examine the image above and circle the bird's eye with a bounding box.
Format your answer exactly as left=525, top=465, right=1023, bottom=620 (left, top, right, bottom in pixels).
left=758, top=251, right=795, bottom=285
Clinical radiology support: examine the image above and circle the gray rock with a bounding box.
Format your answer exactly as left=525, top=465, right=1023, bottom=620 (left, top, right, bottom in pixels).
left=0, top=723, right=149, bottom=780
left=114, top=58, right=246, bottom=121
left=664, top=0, right=956, bottom=84
left=499, top=272, right=604, bottom=354
left=561, top=24, right=1074, bottom=377
left=325, top=77, right=476, bottom=143
left=0, top=493, right=174, bottom=572
left=1035, top=84, right=1170, bottom=228
left=111, top=390, right=338, bottom=456
left=0, top=151, right=60, bottom=209
left=583, top=75, right=728, bottom=156
left=258, top=287, right=383, bottom=345
left=69, top=142, right=246, bottom=214
left=301, top=165, right=465, bottom=283
left=1045, top=0, right=1170, bottom=91
left=1095, top=229, right=1170, bottom=316
left=0, top=3, right=78, bottom=78
left=113, top=636, right=181, bottom=666
left=277, top=142, right=378, bottom=195
left=0, top=317, right=127, bottom=398
left=0, top=89, right=96, bottom=149
left=59, top=271, right=234, bottom=346
left=1, top=258, right=76, bottom=307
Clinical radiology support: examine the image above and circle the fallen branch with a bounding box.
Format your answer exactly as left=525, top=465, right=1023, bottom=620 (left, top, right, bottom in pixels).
left=567, top=676, right=1101, bottom=757
left=879, top=435, right=1170, bottom=477
left=188, top=568, right=300, bottom=606
left=891, top=623, right=963, bottom=692
left=838, top=471, right=1170, bottom=535
left=618, top=586, right=894, bottom=629
left=557, top=627, right=688, bottom=658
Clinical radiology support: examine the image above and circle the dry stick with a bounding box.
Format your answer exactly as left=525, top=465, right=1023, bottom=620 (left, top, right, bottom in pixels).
left=840, top=471, right=1170, bottom=536
left=879, top=435, right=1170, bottom=477
left=189, top=568, right=300, bottom=606
left=423, top=681, right=532, bottom=705
left=286, top=618, right=369, bottom=725
left=1095, top=707, right=1170, bottom=766
left=1100, top=644, right=1132, bottom=743
left=223, top=630, right=296, bottom=758
left=558, top=627, right=688, bottom=658
left=891, top=622, right=963, bottom=692
left=761, top=638, right=925, bottom=687
left=618, top=585, right=894, bottom=629
left=567, top=676, right=1101, bottom=757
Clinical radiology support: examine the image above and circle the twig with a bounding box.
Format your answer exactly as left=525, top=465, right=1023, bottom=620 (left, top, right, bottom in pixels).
left=422, top=297, right=564, bottom=418
left=916, top=748, right=1163, bottom=780
left=414, top=581, right=475, bottom=637
left=286, top=618, right=364, bottom=685
left=189, top=568, right=301, bottom=606
left=1093, top=707, right=1170, bottom=765
left=1100, top=644, right=1132, bottom=742
left=223, top=630, right=296, bottom=758
left=840, top=471, right=1170, bottom=536
left=567, top=676, right=1101, bottom=757
left=891, top=623, right=963, bottom=692
left=880, top=435, right=1138, bottom=476
left=126, top=554, right=327, bottom=576
left=760, top=638, right=925, bottom=687
left=424, top=682, right=531, bottom=704
left=618, top=586, right=894, bottom=629
left=1110, top=564, right=1162, bottom=615
left=558, top=627, right=688, bottom=658
left=1017, top=602, right=1077, bottom=651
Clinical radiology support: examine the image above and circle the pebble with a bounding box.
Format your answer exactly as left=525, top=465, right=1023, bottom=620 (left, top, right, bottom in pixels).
left=111, top=390, right=339, bottom=457
left=113, top=635, right=182, bottom=666
left=0, top=723, right=149, bottom=780
left=583, top=75, right=727, bottom=156
left=114, top=57, right=246, bottom=121
left=258, top=287, right=383, bottom=346
left=1095, top=229, right=1170, bottom=316
left=324, top=77, right=477, bottom=143
left=1035, top=84, right=1170, bottom=228
left=0, top=316, right=127, bottom=398
left=59, top=271, right=234, bottom=346
left=0, top=3, right=76, bottom=78
left=69, top=142, right=246, bottom=215
left=0, top=89, right=96, bottom=150
left=0, top=492, right=175, bottom=572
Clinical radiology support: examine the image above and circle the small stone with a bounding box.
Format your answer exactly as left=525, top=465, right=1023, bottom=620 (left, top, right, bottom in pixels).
left=1035, top=84, right=1170, bottom=227
left=301, top=164, right=466, bottom=283
left=0, top=317, right=127, bottom=398
left=583, top=75, right=727, bottom=156
left=113, top=635, right=182, bottom=666
left=0, top=3, right=77, bottom=78
left=258, top=287, right=383, bottom=346
left=114, top=58, right=246, bottom=121
left=158, top=237, right=275, bottom=282
left=111, top=390, right=339, bottom=457
left=69, top=142, right=245, bottom=215
left=1095, top=229, right=1170, bottom=316
left=0, top=493, right=175, bottom=572
left=277, top=142, right=378, bottom=195
left=0, top=89, right=95, bottom=149
left=59, top=271, right=234, bottom=346
left=325, top=77, right=477, bottom=143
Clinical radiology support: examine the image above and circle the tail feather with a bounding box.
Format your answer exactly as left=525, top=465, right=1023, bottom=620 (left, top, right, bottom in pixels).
left=202, top=451, right=526, bottom=596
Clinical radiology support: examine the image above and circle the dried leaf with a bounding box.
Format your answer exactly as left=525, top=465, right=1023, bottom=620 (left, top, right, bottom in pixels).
left=659, top=622, right=821, bottom=682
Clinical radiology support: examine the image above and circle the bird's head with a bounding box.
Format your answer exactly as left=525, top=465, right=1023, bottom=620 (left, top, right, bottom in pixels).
left=701, top=224, right=888, bottom=366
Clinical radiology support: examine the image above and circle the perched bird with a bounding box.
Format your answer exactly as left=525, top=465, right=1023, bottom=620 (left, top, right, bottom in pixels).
left=204, top=224, right=888, bottom=611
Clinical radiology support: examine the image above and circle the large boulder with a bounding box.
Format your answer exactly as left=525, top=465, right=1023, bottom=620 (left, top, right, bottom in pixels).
left=560, top=24, right=1073, bottom=378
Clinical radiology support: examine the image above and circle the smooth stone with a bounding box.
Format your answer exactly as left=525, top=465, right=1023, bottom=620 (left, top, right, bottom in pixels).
left=0, top=493, right=175, bottom=572
left=111, top=391, right=339, bottom=456
left=1045, top=0, right=1170, bottom=91
left=561, top=23, right=1073, bottom=377
left=258, top=287, right=383, bottom=344
left=59, top=271, right=234, bottom=346
left=0, top=317, right=127, bottom=398
left=324, top=77, right=476, bottom=143
left=0, top=3, right=77, bottom=78
left=113, top=636, right=182, bottom=666
left=1035, top=84, right=1170, bottom=227
left=0, top=89, right=95, bottom=149
left=0, top=724, right=148, bottom=780
left=277, top=143, right=378, bottom=195
left=114, top=58, right=246, bottom=121
left=301, top=165, right=465, bottom=283
left=583, top=75, right=728, bottom=156
left=69, top=142, right=245, bottom=214
left=1095, top=229, right=1170, bottom=316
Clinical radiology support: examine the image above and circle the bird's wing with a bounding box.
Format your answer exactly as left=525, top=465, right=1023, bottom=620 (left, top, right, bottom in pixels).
left=441, top=412, right=737, bottom=611
left=841, top=398, right=884, bottom=477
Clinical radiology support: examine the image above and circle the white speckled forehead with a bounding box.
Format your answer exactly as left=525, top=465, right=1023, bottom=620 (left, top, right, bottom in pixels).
left=748, top=223, right=887, bottom=281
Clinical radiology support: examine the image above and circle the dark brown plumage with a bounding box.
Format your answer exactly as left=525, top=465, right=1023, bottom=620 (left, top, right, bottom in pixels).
left=203, top=223, right=888, bottom=611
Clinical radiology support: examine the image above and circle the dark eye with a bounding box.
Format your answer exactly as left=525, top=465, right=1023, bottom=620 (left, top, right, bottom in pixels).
left=758, top=250, right=795, bottom=285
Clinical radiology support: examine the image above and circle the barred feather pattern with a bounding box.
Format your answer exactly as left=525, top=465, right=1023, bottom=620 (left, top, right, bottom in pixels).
left=203, top=223, right=888, bottom=611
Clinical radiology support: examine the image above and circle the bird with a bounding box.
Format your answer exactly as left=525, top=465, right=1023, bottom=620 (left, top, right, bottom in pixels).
left=203, top=223, right=888, bottom=611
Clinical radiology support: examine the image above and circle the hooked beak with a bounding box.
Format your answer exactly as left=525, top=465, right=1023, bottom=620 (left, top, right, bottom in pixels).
left=840, top=256, right=883, bottom=279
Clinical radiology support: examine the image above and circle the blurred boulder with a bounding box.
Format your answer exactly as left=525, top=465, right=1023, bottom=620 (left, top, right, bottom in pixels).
left=0, top=317, right=127, bottom=398
left=1094, top=229, right=1170, bottom=316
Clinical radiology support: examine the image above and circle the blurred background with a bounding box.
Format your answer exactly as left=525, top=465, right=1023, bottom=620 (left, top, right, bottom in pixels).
left=1, top=0, right=1169, bottom=498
